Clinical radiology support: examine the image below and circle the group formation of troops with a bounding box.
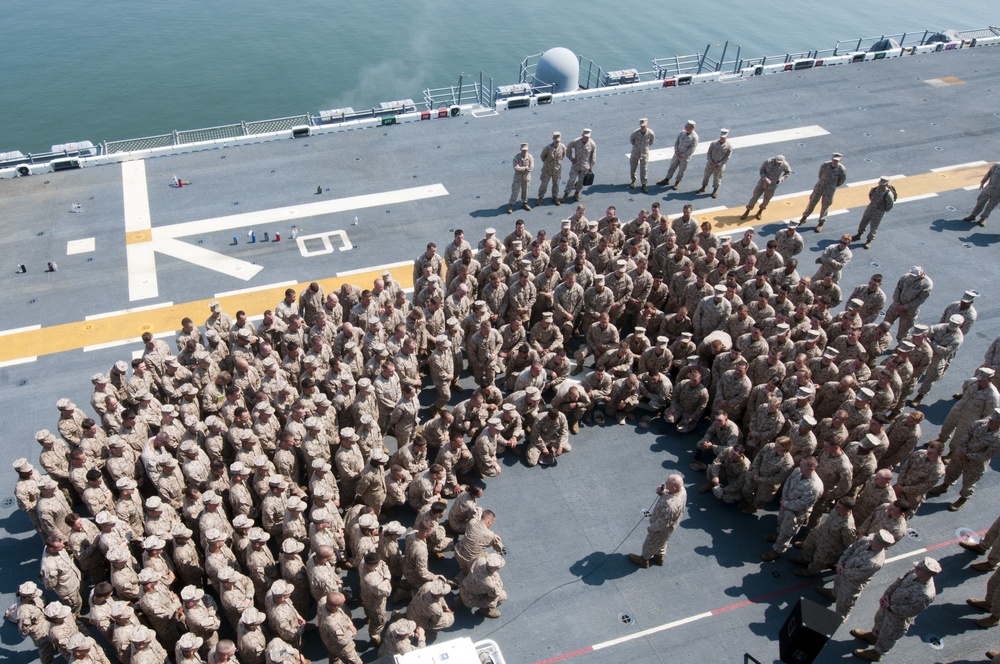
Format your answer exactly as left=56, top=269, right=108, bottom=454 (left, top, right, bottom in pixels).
left=509, top=117, right=1000, bottom=248
left=9, top=139, right=1000, bottom=664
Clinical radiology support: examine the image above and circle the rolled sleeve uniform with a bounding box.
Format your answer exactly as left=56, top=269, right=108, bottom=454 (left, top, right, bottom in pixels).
left=641, top=487, right=687, bottom=559
left=747, top=157, right=791, bottom=212
left=884, top=273, right=933, bottom=341
left=538, top=141, right=567, bottom=199
left=702, top=138, right=732, bottom=190
left=870, top=569, right=936, bottom=655
left=665, top=130, right=699, bottom=185
left=970, top=163, right=1000, bottom=221
left=857, top=184, right=895, bottom=242
left=916, top=323, right=963, bottom=398
left=801, top=161, right=848, bottom=223
left=774, top=469, right=823, bottom=553
left=833, top=536, right=885, bottom=617
left=508, top=152, right=534, bottom=207
left=629, top=128, right=655, bottom=185
left=941, top=418, right=1000, bottom=498
left=565, top=138, right=597, bottom=198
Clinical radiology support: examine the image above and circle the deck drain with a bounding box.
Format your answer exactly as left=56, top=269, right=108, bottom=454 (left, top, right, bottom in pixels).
left=36, top=231, right=44, bottom=237
left=923, top=634, right=944, bottom=650
left=935, top=147, right=944, bottom=151
left=946, top=206, right=956, bottom=212
left=863, top=158, right=872, bottom=163
left=17, top=380, right=27, bottom=387
left=3, top=498, right=12, bottom=507
left=770, top=570, right=781, bottom=579
left=906, top=528, right=922, bottom=542
left=619, top=613, right=634, bottom=625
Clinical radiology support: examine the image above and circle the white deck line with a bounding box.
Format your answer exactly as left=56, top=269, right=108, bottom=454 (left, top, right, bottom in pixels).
left=337, top=260, right=415, bottom=278
left=896, top=193, right=938, bottom=203
left=123, top=160, right=160, bottom=301
left=591, top=612, right=715, bottom=650
left=848, top=175, right=906, bottom=187
left=964, top=185, right=981, bottom=191
left=0, top=356, right=38, bottom=368
left=85, top=331, right=175, bottom=354
left=154, top=184, right=450, bottom=240
left=931, top=161, right=987, bottom=172
left=695, top=205, right=727, bottom=214
left=0, top=324, right=42, bottom=337
left=639, top=125, right=830, bottom=163
left=154, top=238, right=264, bottom=281
left=215, top=281, right=296, bottom=298
left=86, top=302, right=175, bottom=321
left=769, top=189, right=813, bottom=201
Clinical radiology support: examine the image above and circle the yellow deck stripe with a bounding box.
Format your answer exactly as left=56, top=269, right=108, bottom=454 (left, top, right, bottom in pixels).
left=0, top=164, right=987, bottom=363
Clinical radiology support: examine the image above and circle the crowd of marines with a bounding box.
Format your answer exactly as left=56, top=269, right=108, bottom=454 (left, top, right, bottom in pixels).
left=9, top=146, right=1000, bottom=664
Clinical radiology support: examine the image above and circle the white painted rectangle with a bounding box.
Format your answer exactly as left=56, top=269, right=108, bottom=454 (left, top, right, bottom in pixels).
left=337, top=260, right=415, bottom=278
left=66, top=238, right=96, bottom=255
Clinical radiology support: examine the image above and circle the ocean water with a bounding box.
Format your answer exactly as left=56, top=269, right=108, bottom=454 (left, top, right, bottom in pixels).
left=1, top=1, right=995, bottom=153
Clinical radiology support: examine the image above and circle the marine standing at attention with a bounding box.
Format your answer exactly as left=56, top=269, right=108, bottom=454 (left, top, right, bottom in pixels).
left=658, top=120, right=698, bottom=190
left=629, top=118, right=655, bottom=193
left=742, top=154, right=791, bottom=221
left=563, top=129, right=596, bottom=203
left=801, top=152, right=848, bottom=232
left=697, top=128, right=732, bottom=198
left=536, top=132, right=566, bottom=207
left=964, top=161, right=1000, bottom=227
left=507, top=143, right=534, bottom=215
left=628, top=473, right=686, bottom=568
left=853, top=177, right=896, bottom=249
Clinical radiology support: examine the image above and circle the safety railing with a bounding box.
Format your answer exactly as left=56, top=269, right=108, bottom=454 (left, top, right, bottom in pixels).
left=4, top=24, right=999, bottom=166
left=423, top=72, right=495, bottom=110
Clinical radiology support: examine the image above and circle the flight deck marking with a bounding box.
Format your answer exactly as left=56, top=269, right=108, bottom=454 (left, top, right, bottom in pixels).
left=215, top=281, right=297, bottom=299
left=121, top=163, right=448, bottom=301
left=531, top=528, right=986, bottom=664
left=0, top=324, right=41, bottom=337
left=932, top=161, right=986, bottom=172
left=0, top=163, right=987, bottom=365
left=66, top=238, right=95, bottom=255
left=296, top=230, right=354, bottom=257
left=633, top=125, right=830, bottom=163
left=86, top=302, right=174, bottom=321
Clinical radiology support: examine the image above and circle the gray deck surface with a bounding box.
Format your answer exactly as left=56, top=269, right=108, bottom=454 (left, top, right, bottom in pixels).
left=1, top=46, right=999, bottom=664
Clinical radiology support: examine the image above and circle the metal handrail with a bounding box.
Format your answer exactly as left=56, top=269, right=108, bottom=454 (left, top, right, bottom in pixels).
left=4, top=25, right=996, bottom=164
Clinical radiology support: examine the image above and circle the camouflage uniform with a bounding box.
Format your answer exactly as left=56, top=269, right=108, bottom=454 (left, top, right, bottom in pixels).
left=868, top=567, right=937, bottom=656
left=800, top=159, right=848, bottom=226
left=939, top=417, right=1000, bottom=499
left=967, top=162, right=1000, bottom=222
left=564, top=133, right=597, bottom=200
left=662, top=126, right=699, bottom=186
left=893, top=449, right=944, bottom=515
left=629, top=124, right=655, bottom=186
left=798, top=509, right=856, bottom=576
left=508, top=148, right=534, bottom=208
left=538, top=137, right=567, bottom=200
left=772, top=468, right=823, bottom=554
left=745, top=156, right=791, bottom=215
left=360, top=559, right=392, bottom=644
left=743, top=442, right=794, bottom=509
left=833, top=535, right=886, bottom=617
left=701, top=134, right=732, bottom=192
left=884, top=272, right=933, bottom=342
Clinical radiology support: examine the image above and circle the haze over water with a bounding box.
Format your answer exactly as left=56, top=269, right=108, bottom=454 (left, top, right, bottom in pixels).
left=1, top=1, right=995, bottom=153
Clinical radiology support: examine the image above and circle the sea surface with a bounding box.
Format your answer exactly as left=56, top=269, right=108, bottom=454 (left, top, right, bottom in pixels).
left=1, top=1, right=995, bottom=153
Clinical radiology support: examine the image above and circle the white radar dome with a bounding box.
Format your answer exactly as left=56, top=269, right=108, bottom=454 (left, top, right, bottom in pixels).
left=536, top=47, right=580, bottom=93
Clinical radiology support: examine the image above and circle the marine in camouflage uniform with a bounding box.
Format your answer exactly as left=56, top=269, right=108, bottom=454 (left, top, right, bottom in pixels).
left=930, top=410, right=1000, bottom=510
left=893, top=442, right=944, bottom=516
left=562, top=129, right=596, bottom=202
left=742, top=155, right=791, bottom=220
left=658, top=121, right=699, bottom=189
left=698, top=129, right=732, bottom=197
left=790, top=497, right=856, bottom=577
left=824, top=531, right=893, bottom=618
left=964, top=162, right=1000, bottom=225
left=762, top=459, right=823, bottom=560
left=854, top=177, right=896, bottom=247
left=628, top=119, right=655, bottom=191
left=883, top=267, right=933, bottom=344
left=850, top=557, right=939, bottom=659
left=799, top=153, right=848, bottom=231
left=536, top=132, right=566, bottom=204
left=507, top=143, right=534, bottom=213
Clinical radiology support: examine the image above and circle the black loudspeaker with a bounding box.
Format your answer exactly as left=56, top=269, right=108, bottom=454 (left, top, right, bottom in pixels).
left=778, top=598, right=842, bottom=664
